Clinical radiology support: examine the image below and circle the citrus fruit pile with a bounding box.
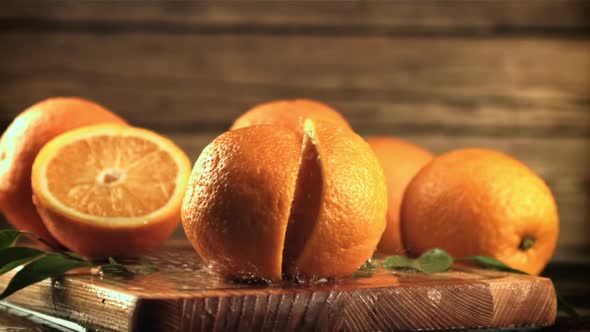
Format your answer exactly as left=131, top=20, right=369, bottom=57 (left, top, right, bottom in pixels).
left=183, top=98, right=559, bottom=278
left=0, top=98, right=191, bottom=258
left=1, top=97, right=559, bottom=279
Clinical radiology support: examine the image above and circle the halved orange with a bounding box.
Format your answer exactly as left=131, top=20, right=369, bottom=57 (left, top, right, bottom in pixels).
left=0, top=97, right=126, bottom=245
left=31, top=124, right=191, bottom=258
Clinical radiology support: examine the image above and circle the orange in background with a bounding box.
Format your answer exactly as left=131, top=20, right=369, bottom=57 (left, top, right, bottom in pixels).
left=0, top=97, right=126, bottom=244
left=401, top=148, right=559, bottom=275
left=366, top=137, right=434, bottom=255
left=230, top=99, right=351, bottom=134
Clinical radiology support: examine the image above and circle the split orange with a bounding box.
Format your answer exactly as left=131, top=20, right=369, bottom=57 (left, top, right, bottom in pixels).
left=31, top=124, right=191, bottom=258
left=366, top=137, right=433, bottom=255
left=288, top=120, right=387, bottom=278
left=182, top=125, right=301, bottom=280
left=182, top=120, right=387, bottom=281
left=230, top=99, right=351, bottom=134
left=0, top=97, right=126, bottom=244
left=401, top=148, right=559, bottom=275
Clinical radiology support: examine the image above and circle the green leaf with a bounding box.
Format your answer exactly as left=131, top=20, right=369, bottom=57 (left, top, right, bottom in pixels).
left=65, top=251, right=84, bottom=261
left=359, top=259, right=377, bottom=271
left=0, top=230, right=24, bottom=249
left=415, top=248, right=453, bottom=274
left=382, top=255, right=413, bottom=270
left=0, top=254, right=92, bottom=300
left=382, top=249, right=453, bottom=274
left=100, top=258, right=134, bottom=277
left=100, top=264, right=134, bottom=277
left=0, top=247, right=44, bottom=276
left=461, top=256, right=526, bottom=274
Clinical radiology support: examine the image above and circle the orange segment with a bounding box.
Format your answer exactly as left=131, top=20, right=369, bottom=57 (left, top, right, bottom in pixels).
left=282, top=129, right=323, bottom=273
left=31, top=124, right=191, bottom=257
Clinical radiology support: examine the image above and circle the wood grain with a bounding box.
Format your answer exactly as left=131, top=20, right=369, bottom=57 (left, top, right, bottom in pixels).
left=1, top=0, right=589, bottom=33
left=0, top=33, right=588, bottom=136
left=0, top=244, right=557, bottom=331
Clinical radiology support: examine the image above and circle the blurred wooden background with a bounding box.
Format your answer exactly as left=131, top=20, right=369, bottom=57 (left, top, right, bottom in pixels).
left=0, top=1, right=588, bottom=261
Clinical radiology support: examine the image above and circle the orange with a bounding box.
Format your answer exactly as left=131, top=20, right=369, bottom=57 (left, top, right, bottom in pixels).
left=287, top=120, right=387, bottom=278
left=31, top=124, right=191, bottom=258
left=401, top=148, right=559, bottom=275
left=183, top=125, right=301, bottom=280
left=366, top=137, right=433, bottom=255
left=182, top=120, right=387, bottom=281
left=0, top=97, right=126, bottom=244
left=230, top=99, right=351, bottom=134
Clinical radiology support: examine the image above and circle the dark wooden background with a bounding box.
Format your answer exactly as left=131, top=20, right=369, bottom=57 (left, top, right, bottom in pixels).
left=1, top=0, right=589, bottom=261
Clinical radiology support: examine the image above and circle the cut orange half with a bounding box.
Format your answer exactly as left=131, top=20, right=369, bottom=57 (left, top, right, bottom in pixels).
left=31, top=124, right=191, bottom=258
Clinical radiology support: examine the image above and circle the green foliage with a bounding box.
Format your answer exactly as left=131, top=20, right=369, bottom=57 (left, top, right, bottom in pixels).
left=0, top=229, right=158, bottom=300
left=360, top=248, right=578, bottom=318
left=382, top=248, right=453, bottom=274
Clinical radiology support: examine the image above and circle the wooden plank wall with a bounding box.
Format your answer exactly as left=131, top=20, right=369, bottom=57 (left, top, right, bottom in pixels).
left=1, top=1, right=589, bottom=260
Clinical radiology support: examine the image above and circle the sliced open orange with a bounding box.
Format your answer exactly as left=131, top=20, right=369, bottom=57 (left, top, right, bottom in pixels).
left=182, top=119, right=387, bottom=281
left=31, top=124, right=191, bottom=258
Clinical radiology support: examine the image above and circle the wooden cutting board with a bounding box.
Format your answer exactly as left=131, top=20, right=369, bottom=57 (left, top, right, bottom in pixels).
left=0, top=242, right=557, bottom=331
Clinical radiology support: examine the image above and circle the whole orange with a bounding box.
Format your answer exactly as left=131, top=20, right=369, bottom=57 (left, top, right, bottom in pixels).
left=401, top=148, right=559, bottom=275
left=182, top=120, right=387, bottom=281
left=366, top=137, right=433, bottom=255
left=0, top=97, right=126, bottom=243
left=230, top=99, right=351, bottom=134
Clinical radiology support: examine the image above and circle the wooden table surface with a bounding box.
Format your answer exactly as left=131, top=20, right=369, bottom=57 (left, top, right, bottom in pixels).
left=0, top=259, right=588, bottom=331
